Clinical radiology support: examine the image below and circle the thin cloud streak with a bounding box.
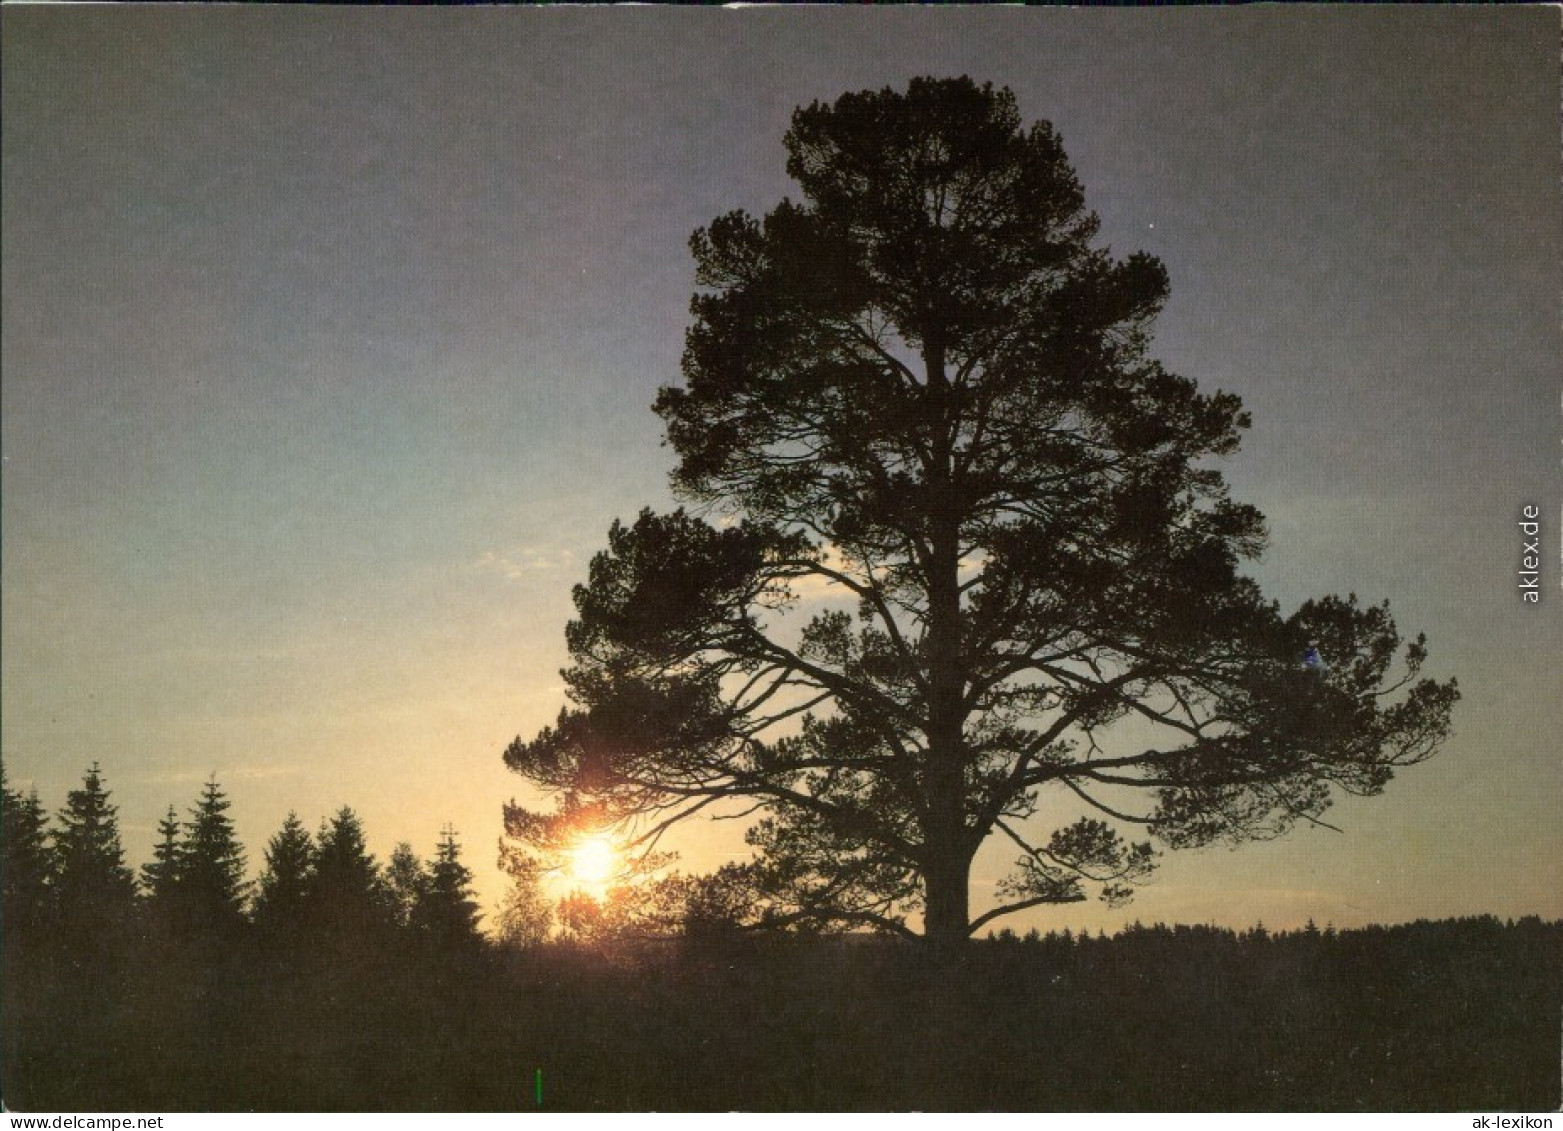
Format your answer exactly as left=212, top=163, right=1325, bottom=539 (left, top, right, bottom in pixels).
left=475, top=546, right=579, bottom=583
left=142, top=764, right=305, bottom=786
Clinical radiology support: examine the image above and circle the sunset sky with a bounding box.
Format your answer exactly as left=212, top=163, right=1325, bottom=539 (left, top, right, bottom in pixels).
left=3, top=6, right=1558, bottom=935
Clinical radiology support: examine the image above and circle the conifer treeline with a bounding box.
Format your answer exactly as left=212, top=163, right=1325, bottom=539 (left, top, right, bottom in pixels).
left=3, top=768, right=1558, bottom=1110
left=1, top=762, right=483, bottom=951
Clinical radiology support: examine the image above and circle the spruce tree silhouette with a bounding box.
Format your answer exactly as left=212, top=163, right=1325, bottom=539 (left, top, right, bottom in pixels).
left=305, top=806, right=391, bottom=945
left=52, top=763, right=137, bottom=939
left=140, top=804, right=183, bottom=908
left=1, top=768, right=55, bottom=944
left=412, top=826, right=482, bottom=948
left=174, top=777, right=249, bottom=936
left=252, top=811, right=314, bottom=943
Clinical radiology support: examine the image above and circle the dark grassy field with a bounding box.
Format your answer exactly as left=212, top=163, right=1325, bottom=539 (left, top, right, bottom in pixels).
left=4, top=916, right=1558, bottom=1112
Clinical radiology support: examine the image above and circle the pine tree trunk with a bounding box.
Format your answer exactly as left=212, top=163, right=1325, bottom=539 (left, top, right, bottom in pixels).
left=922, top=342, right=973, bottom=950
left=923, top=844, right=972, bottom=948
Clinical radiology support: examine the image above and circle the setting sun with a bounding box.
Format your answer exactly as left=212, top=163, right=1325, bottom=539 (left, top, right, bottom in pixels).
left=569, top=836, right=617, bottom=887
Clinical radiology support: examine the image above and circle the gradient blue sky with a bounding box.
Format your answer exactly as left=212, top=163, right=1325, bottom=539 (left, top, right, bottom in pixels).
left=3, top=6, right=1559, bottom=933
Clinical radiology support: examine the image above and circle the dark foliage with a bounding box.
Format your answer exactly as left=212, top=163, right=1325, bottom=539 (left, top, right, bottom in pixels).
left=140, top=806, right=183, bottom=907
left=148, top=778, right=250, bottom=938
left=1, top=769, right=54, bottom=938
left=3, top=914, right=1556, bottom=1111
left=410, top=827, right=484, bottom=948
left=494, top=849, right=553, bottom=949
left=502, top=76, right=1459, bottom=945
left=251, top=812, right=314, bottom=941
left=304, top=807, right=393, bottom=946
left=181, top=779, right=249, bottom=926
left=50, top=764, right=138, bottom=940
left=2, top=767, right=1555, bottom=1110
left=386, top=842, right=427, bottom=930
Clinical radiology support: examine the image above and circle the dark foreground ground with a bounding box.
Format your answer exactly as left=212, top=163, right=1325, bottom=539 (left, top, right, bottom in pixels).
left=4, top=916, right=1559, bottom=1111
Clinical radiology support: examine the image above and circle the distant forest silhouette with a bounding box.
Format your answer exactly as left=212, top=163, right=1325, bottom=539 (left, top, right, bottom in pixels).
left=2, top=762, right=1559, bottom=1111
